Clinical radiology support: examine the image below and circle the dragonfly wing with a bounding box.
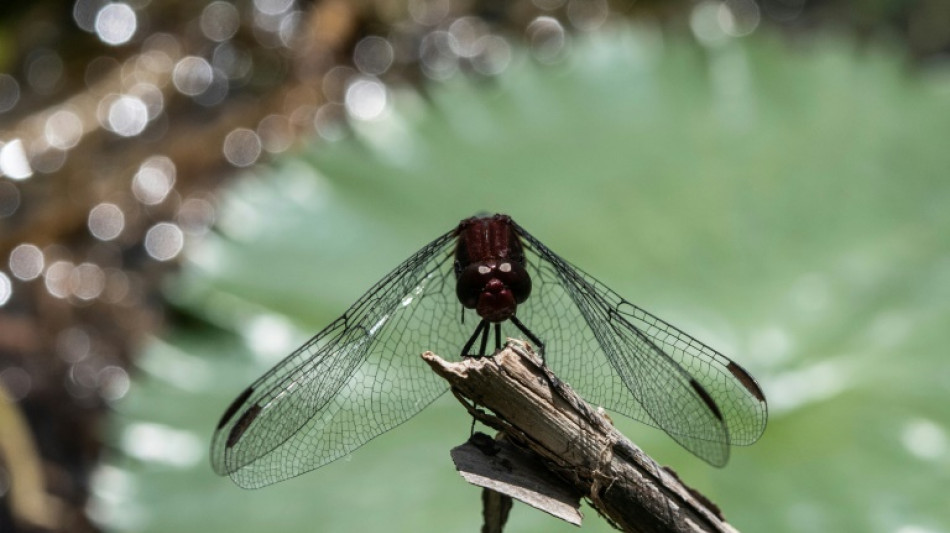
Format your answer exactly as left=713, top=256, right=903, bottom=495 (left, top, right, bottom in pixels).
left=612, top=301, right=767, bottom=446
left=210, top=230, right=468, bottom=488
left=514, top=223, right=766, bottom=465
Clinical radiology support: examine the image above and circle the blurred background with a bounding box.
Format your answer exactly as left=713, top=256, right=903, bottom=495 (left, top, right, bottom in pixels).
left=1, top=0, right=949, bottom=532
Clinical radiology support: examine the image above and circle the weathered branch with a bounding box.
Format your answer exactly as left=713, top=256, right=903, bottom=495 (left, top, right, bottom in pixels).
left=422, top=340, right=740, bottom=533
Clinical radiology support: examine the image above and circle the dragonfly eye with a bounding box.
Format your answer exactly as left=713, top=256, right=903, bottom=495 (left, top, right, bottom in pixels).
left=495, top=261, right=531, bottom=304
left=456, top=263, right=488, bottom=308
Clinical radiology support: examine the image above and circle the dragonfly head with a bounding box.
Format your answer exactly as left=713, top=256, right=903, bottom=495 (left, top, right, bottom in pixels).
left=456, top=260, right=531, bottom=322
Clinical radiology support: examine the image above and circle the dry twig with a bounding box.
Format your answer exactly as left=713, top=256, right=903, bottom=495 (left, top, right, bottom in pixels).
left=424, top=340, right=741, bottom=533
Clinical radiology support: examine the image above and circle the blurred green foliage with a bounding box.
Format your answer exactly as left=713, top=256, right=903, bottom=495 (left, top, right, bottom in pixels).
left=109, top=26, right=950, bottom=533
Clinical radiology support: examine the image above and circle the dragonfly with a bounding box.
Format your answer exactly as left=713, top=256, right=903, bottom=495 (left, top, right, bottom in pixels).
left=211, top=214, right=767, bottom=488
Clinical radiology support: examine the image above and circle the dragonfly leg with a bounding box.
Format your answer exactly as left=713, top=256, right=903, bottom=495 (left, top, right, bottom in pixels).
left=508, top=314, right=560, bottom=389
left=478, top=320, right=489, bottom=357
left=493, top=322, right=502, bottom=352
left=461, top=320, right=488, bottom=358
left=508, top=315, right=546, bottom=362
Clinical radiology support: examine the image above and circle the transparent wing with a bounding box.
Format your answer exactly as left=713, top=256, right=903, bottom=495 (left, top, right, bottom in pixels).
left=513, top=223, right=767, bottom=466
left=611, top=301, right=767, bottom=446
left=210, top=229, right=471, bottom=488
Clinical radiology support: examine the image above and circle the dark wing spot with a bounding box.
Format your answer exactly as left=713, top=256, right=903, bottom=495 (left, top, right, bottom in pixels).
left=727, top=361, right=766, bottom=403
left=689, top=379, right=723, bottom=421
left=217, top=386, right=255, bottom=429
left=227, top=404, right=262, bottom=448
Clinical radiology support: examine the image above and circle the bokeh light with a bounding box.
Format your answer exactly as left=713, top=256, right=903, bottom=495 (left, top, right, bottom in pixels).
left=276, top=10, right=301, bottom=48
left=222, top=128, right=262, bottom=167
left=45, top=260, right=74, bottom=299
left=526, top=16, right=567, bottom=63
left=177, top=197, right=216, bottom=236
left=244, top=313, right=297, bottom=360
left=344, top=77, right=389, bottom=121
left=132, top=156, right=176, bottom=205
left=95, top=3, right=138, bottom=46
left=419, top=31, right=459, bottom=80
left=101, top=268, right=130, bottom=304
left=0, top=366, right=32, bottom=401
left=68, top=360, right=98, bottom=397
left=71, top=262, right=106, bottom=301
left=57, top=327, right=91, bottom=363
left=322, top=66, right=355, bottom=104
left=107, top=95, right=149, bottom=137
left=257, top=114, right=294, bottom=154
left=144, top=222, right=184, bottom=261
left=313, top=103, right=347, bottom=142
left=26, top=49, right=64, bottom=95
left=901, top=419, right=948, bottom=461
left=201, top=1, right=241, bottom=43
left=0, top=271, right=11, bottom=306
left=254, top=0, right=295, bottom=17
left=565, top=0, right=609, bottom=31
left=98, top=365, right=131, bottom=402
left=354, top=36, right=394, bottom=76
left=9, top=244, right=45, bottom=281
left=691, top=1, right=730, bottom=46
left=0, top=181, right=20, bottom=218
left=45, top=109, right=85, bottom=150
left=212, top=42, right=253, bottom=81
left=128, top=83, right=165, bottom=120
left=88, top=203, right=125, bottom=241
left=408, top=0, right=450, bottom=25
left=471, top=35, right=512, bottom=76
left=192, top=69, right=229, bottom=107
left=137, top=41, right=177, bottom=76
left=143, top=32, right=183, bottom=63
left=74, top=0, right=107, bottom=32
left=172, top=56, right=214, bottom=96
left=29, top=144, right=67, bottom=175
left=720, top=0, right=761, bottom=37
left=0, top=139, right=34, bottom=180
left=118, top=423, right=203, bottom=472
left=0, top=73, right=20, bottom=113
left=448, top=17, right=488, bottom=58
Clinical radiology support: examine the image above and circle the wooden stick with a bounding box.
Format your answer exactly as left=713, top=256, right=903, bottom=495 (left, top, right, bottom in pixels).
left=481, top=487, right=513, bottom=533
left=423, top=340, right=741, bottom=533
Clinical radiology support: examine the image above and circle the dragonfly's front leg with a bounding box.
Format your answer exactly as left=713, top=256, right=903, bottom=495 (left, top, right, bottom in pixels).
left=461, top=319, right=489, bottom=358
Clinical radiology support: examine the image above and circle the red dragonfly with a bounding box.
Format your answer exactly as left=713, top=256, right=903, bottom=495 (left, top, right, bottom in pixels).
left=212, top=214, right=767, bottom=488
